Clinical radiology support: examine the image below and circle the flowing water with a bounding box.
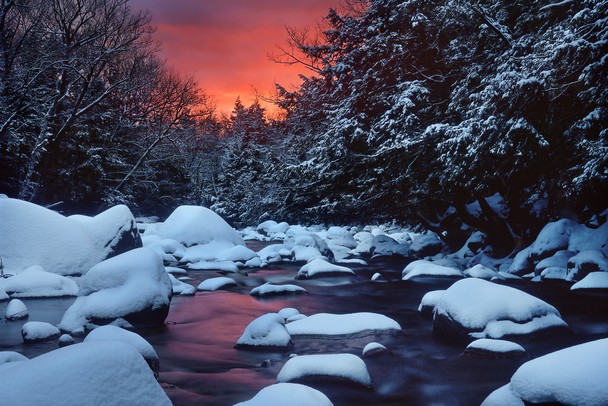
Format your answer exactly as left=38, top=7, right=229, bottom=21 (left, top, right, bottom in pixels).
left=1, top=244, right=607, bottom=405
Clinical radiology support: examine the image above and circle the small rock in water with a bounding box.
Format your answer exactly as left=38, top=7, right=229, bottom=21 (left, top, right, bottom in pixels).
left=362, top=342, right=390, bottom=357
left=463, top=338, right=526, bottom=358
left=21, top=321, right=61, bottom=343
left=5, top=299, right=28, bottom=321
left=58, top=334, right=75, bottom=347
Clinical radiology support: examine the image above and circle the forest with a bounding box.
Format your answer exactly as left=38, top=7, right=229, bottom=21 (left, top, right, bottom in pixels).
left=1, top=0, right=606, bottom=252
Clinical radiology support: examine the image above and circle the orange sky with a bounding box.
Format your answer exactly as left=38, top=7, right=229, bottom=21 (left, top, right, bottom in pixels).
left=130, top=0, right=342, bottom=115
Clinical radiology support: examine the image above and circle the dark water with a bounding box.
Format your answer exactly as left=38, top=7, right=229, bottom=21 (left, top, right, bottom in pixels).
left=1, top=247, right=607, bottom=405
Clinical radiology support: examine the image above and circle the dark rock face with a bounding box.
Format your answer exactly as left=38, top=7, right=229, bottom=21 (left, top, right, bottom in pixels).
left=102, top=217, right=143, bottom=260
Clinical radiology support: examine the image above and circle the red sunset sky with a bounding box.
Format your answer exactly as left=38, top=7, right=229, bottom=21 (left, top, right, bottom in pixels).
left=130, top=0, right=342, bottom=115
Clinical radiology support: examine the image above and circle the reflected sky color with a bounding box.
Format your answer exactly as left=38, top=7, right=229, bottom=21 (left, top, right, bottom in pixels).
left=130, top=0, right=342, bottom=114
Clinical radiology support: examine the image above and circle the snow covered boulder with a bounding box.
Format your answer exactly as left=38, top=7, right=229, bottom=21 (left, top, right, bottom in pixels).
left=0, top=265, right=78, bottom=298
left=168, top=274, right=195, bottom=296
left=571, top=271, right=608, bottom=290
left=84, top=325, right=159, bottom=376
left=58, top=248, right=172, bottom=334
left=290, top=231, right=334, bottom=262
left=157, top=205, right=244, bottom=247
left=369, top=234, right=410, bottom=257
left=277, top=353, right=372, bottom=388
left=464, top=264, right=501, bottom=280
left=296, top=258, right=354, bottom=279
left=534, top=250, right=575, bottom=277
left=565, top=249, right=608, bottom=282
left=506, top=246, right=534, bottom=276
left=250, top=283, right=307, bottom=297
left=433, top=278, right=568, bottom=341
left=362, top=342, right=390, bottom=357
left=463, top=339, right=525, bottom=358
left=21, top=321, right=61, bottom=343
left=286, top=312, right=401, bottom=337
left=0, top=351, right=28, bottom=367
left=196, top=277, right=238, bottom=291
left=482, top=338, right=608, bottom=406
left=0, top=341, right=171, bottom=405
left=235, top=383, right=333, bottom=406
left=68, top=204, right=142, bottom=261
left=402, top=260, right=463, bottom=280
left=529, top=219, right=608, bottom=262
left=235, top=313, right=293, bottom=350
left=324, top=226, right=357, bottom=249
left=409, top=232, right=443, bottom=258
left=5, top=298, right=28, bottom=320
left=417, top=290, right=445, bottom=319
left=0, top=199, right=141, bottom=276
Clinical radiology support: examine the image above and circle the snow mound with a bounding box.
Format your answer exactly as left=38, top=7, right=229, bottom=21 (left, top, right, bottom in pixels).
left=566, top=249, right=608, bottom=282
left=433, top=278, right=568, bottom=340
left=250, top=283, right=307, bottom=297
left=296, top=258, right=354, bottom=279
left=197, top=277, right=238, bottom=291
left=0, top=265, right=78, bottom=298
left=277, top=353, right=372, bottom=388
left=571, top=271, right=608, bottom=290
left=235, top=313, right=293, bottom=350
left=465, top=339, right=525, bottom=355
left=0, top=199, right=140, bottom=276
left=409, top=232, right=443, bottom=258
left=464, top=264, right=501, bottom=280
left=58, top=247, right=172, bottom=334
left=286, top=312, right=401, bottom=336
left=530, top=219, right=608, bottom=261
left=168, top=274, right=195, bottom=295
left=324, top=226, right=357, bottom=249
left=187, top=260, right=239, bottom=272
left=21, top=321, right=60, bottom=343
left=482, top=338, right=608, bottom=406
left=235, top=383, right=333, bottom=406
left=5, top=298, right=28, bottom=320
left=534, top=250, right=574, bottom=276
left=0, top=351, right=28, bottom=365
left=84, top=325, right=159, bottom=374
left=0, top=341, right=171, bottom=405
left=417, top=290, right=445, bottom=319
left=370, top=234, right=410, bottom=257
left=362, top=342, right=389, bottom=357
left=402, top=260, right=463, bottom=280
left=157, top=205, right=244, bottom=246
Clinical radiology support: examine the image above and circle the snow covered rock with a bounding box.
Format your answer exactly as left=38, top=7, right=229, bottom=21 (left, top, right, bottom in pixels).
left=278, top=308, right=300, bottom=322
left=324, top=226, right=357, bottom=249
left=277, top=353, right=372, bottom=388
left=58, top=334, right=75, bottom=347
left=235, top=313, right=293, bottom=350
left=534, top=250, right=575, bottom=277
left=5, top=298, right=28, bottom=320
left=433, top=278, right=568, bottom=341
left=21, top=321, right=61, bottom=343
left=529, top=219, right=608, bottom=261
left=0, top=265, right=78, bottom=298
left=464, top=339, right=525, bottom=358
left=168, top=274, right=195, bottom=295
left=84, top=325, right=159, bottom=376
left=565, top=249, right=608, bottom=282
left=362, top=342, right=389, bottom=357
left=250, top=283, right=307, bottom=297
left=571, top=271, right=608, bottom=290
left=196, top=277, right=238, bottom=291
left=0, top=198, right=141, bottom=276
left=370, top=234, right=410, bottom=257
left=157, top=205, right=244, bottom=247
left=506, top=246, right=534, bottom=276
left=296, top=258, right=354, bottom=279
left=464, top=264, right=501, bottom=280
left=417, top=290, right=445, bottom=319
left=58, top=247, right=172, bottom=334
left=409, top=232, right=443, bottom=258
left=482, top=338, right=608, bottom=406
left=0, top=341, right=171, bottom=405
left=286, top=312, right=401, bottom=337
left=235, top=383, right=333, bottom=406
left=0, top=351, right=28, bottom=366
left=402, top=260, right=463, bottom=280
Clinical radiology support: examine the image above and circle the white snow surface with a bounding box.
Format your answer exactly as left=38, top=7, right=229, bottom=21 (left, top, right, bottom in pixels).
left=571, top=271, right=608, bottom=290
left=402, top=260, right=463, bottom=280
left=286, top=312, right=401, bottom=336
left=168, top=274, right=195, bottom=295
left=197, top=277, right=238, bottom=291
left=156, top=205, right=244, bottom=247
left=435, top=278, right=567, bottom=339
left=277, top=353, right=372, bottom=387
left=0, top=341, right=171, bottom=405
left=0, top=198, right=137, bottom=276
left=483, top=338, right=608, bottom=406
left=58, top=247, right=172, bottom=333
left=250, top=283, right=307, bottom=296
left=297, top=258, right=354, bottom=279
left=362, top=342, right=388, bottom=356
left=417, top=290, right=445, bottom=313
left=21, top=321, right=60, bottom=342
left=235, top=383, right=333, bottom=406
left=530, top=219, right=608, bottom=259
left=464, top=264, right=501, bottom=280
left=466, top=339, right=525, bottom=353
left=236, top=313, right=292, bottom=348
left=0, top=351, right=28, bottom=365
left=83, top=325, right=158, bottom=361
left=5, top=298, right=28, bottom=320
left=187, top=260, right=239, bottom=273
left=0, top=265, right=78, bottom=298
